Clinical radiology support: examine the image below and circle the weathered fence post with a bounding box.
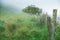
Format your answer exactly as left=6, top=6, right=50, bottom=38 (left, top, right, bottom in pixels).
left=47, top=15, right=51, bottom=40
left=51, top=9, right=57, bottom=40
left=47, top=9, right=57, bottom=40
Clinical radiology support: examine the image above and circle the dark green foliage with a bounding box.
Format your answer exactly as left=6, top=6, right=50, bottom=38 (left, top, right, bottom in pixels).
left=8, top=24, right=16, bottom=32
left=0, top=20, right=6, bottom=40
left=11, top=24, right=16, bottom=30
left=30, top=31, right=41, bottom=40
left=0, top=37, right=7, bottom=40
left=55, top=24, right=60, bottom=40
left=22, top=5, right=42, bottom=15
left=19, top=32, right=30, bottom=40
left=0, top=20, right=5, bottom=32
left=0, top=27, right=5, bottom=32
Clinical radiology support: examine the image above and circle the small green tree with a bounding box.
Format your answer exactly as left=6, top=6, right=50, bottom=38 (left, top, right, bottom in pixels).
left=22, top=5, right=42, bottom=15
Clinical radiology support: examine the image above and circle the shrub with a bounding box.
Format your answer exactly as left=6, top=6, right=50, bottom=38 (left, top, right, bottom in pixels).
left=0, top=20, right=5, bottom=32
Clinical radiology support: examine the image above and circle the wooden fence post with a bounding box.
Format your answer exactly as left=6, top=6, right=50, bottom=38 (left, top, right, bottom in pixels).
left=47, top=15, right=51, bottom=40
left=51, top=9, right=57, bottom=40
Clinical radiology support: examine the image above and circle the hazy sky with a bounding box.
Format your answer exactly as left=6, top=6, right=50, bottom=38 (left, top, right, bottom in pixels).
left=1, top=0, right=60, bottom=16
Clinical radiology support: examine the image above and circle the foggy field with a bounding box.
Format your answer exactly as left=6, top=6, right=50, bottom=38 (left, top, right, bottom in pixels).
left=0, top=0, right=60, bottom=40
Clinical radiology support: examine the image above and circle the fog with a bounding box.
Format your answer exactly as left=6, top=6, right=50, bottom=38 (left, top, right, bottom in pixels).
left=1, top=0, right=60, bottom=17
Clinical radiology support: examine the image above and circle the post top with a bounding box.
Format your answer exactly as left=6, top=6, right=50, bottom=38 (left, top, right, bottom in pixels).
left=53, top=9, right=57, bottom=13
left=53, top=9, right=57, bottom=11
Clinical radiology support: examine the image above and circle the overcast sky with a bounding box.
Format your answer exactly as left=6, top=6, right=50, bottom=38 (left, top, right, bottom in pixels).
left=1, top=0, right=60, bottom=16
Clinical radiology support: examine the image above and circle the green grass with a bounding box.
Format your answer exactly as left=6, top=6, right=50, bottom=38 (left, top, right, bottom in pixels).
left=0, top=14, right=60, bottom=40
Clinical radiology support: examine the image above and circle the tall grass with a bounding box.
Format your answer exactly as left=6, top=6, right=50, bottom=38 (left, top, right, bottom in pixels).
left=0, top=14, right=60, bottom=40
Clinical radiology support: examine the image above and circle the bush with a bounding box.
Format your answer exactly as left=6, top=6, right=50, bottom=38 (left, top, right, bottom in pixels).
left=55, top=24, right=60, bottom=40
left=30, top=30, right=42, bottom=40
left=0, top=20, right=5, bottom=32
